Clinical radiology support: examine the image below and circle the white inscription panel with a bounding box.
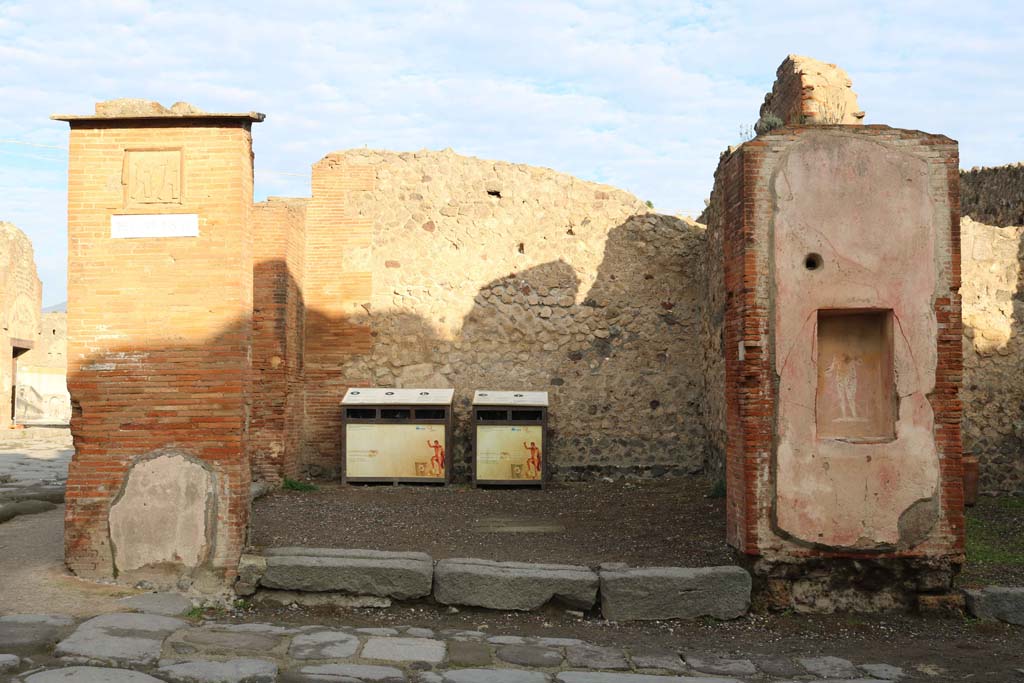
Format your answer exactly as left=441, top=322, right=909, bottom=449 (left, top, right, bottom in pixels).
left=111, top=213, right=199, bottom=239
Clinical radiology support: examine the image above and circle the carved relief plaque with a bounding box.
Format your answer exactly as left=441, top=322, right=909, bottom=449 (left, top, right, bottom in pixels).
left=123, top=149, right=182, bottom=207
left=816, top=310, right=896, bottom=441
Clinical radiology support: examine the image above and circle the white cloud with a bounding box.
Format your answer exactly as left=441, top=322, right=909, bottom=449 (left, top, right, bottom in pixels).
left=0, top=0, right=1021, bottom=304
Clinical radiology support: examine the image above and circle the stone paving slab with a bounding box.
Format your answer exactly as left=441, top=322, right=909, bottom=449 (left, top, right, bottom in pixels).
left=556, top=673, right=740, bottom=683
left=798, top=655, right=860, bottom=679
left=288, top=662, right=407, bottom=681
left=0, top=653, right=20, bottom=671
left=497, top=644, right=563, bottom=668
left=564, top=644, right=630, bottom=671
left=261, top=549, right=433, bottom=600
left=964, top=586, right=1024, bottom=625
left=23, top=666, right=165, bottom=682
left=289, top=629, right=361, bottom=659
left=443, top=670, right=548, bottom=683
left=1, top=612, right=953, bottom=683
left=0, top=614, right=75, bottom=654
left=684, top=654, right=756, bottom=677
left=54, top=613, right=187, bottom=667
left=361, top=636, right=447, bottom=664
left=157, top=657, right=279, bottom=682
left=435, top=559, right=598, bottom=611
left=599, top=566, right=751, bottom=621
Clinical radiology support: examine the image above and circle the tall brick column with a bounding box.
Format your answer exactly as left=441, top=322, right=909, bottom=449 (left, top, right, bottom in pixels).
left=53, top=103, right=263, bottom=587
left=706, top=125, right=965, bottom=609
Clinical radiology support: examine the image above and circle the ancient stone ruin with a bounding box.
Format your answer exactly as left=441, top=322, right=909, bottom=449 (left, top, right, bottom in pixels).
left=49, top=56, right=1024, bottom=607
left=703, top=125, right=963, bottom=609
left=1, top=221, right=42, bottom=431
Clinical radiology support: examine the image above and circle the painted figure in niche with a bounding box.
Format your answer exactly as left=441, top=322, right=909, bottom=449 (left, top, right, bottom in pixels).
left=524, top=441, right=542, bottom=478
left=427, top=439, right=445, bottom=476
left=825, top=352, right=864, bottom=422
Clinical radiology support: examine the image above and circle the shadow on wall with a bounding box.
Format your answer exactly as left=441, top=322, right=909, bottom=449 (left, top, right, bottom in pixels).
left=67, top=211, right=709, bottom=559
left=961, top=217, right=1024, bottom=495
left=300, top=213, right=709, bottom=481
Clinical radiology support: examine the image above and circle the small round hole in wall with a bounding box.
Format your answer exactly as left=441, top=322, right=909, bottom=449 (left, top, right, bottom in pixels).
left=804, top=253, right=823, bottom=271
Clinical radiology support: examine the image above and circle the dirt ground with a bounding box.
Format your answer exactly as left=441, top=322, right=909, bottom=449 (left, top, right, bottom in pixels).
left=0, top=506, right=134, bottom=617
left=961, top=494, right=1024, bottom=587
left=250, top=477, right=733, bottom=567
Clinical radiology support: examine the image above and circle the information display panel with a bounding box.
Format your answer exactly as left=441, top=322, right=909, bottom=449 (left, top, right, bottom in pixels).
left=345, top=423, right=447, bottom=480
left=475, top=425, right=543, bottom=482
left=471, top=390, right=548, bottom=486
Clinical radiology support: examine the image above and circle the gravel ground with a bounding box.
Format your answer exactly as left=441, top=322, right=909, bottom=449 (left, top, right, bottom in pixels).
left=251, top=477, right=733, bottom=567
left=961, top=494, right=1024, bottom=587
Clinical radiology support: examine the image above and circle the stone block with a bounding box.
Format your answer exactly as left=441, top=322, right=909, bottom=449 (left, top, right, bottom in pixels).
left=0, top=614, right=75, bottom=655
left=964, top=586, right=1024, bottom=625
left=292, top=663, right=406, bottom=681
left=158, top=658, right=278, bottom=683
left=361, top=637, right=446, bottom=664
left=55, top=613, right=187, bottom=667
left=444, top=671, right=547, bottom=683
left=434, top=558, right=598, bottom=611
left=25, top=667, right=165, bottom=682
left=260, top=548, right=432, bottom=599
left=599, top=565, right=750, bottom=621
left=289, top=630, right=360, bottom=659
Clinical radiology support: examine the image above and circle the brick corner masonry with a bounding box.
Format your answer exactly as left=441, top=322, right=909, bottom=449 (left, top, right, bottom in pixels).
left=240, top=548, right=751, bottom=621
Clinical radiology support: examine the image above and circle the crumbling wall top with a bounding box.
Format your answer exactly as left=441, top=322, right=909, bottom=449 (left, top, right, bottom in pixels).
left=51, top=99, right=264, bottom=123
left=756, top=55, right=864, bottom=133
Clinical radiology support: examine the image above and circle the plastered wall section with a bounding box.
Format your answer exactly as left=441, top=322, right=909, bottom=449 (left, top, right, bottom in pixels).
left=0, top=222, right=42, bottom=430
left=63, top=120, right=254, bottom=580
left=710, top=126, right=963, bottom=560
left=15, top=311, right=70, bottom=424
left=299, top=149, right=709, bottom=479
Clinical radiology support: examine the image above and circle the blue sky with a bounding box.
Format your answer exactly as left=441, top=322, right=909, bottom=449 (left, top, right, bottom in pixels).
left=1, top=1, right=1022, bottom=306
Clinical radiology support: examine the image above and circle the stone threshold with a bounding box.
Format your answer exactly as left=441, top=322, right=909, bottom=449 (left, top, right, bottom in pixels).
left=236, top=548, right=752, bottom=622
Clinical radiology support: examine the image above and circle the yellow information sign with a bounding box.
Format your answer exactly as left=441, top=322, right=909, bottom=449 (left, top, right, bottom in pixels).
left=476, top=425, right=543, bottom=481
left=345, top=423, right=446, bottom=480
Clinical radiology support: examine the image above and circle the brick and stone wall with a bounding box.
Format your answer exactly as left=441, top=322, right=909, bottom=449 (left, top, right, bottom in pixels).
left=961, top=163, right=1024, bottom=227
left=961, top=216, right=1024, bottom=495
left=0, top=221, right=43, bottom=430
left=705, top=125, right=964, bottom=565
left=58, top=103, right=258, bottom=585
left=755, top=55, right=865, bottom=132
left=15, top=310, right=70, bottom=424
left=297, top=149, right=710, bottom=480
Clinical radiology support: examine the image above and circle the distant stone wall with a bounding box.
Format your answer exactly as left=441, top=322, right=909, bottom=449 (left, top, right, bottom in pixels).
left=300, top=149, right=710, bottom=480
left=961, top=163, right=1024, bottom=228
left=15, top=311, right=70, bottom=424
left=960, top=217, right=1024, bottom=495
left=0, top=222, right=43, bottom=430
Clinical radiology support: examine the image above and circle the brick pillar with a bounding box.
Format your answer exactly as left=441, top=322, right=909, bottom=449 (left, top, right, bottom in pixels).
left=53, top=105, right=263, bottom=587
left=301, top=156, right=375, bottom=476
left=707, top=125, right=964, bottom=607
left=251, top=197, right=307, bottom=483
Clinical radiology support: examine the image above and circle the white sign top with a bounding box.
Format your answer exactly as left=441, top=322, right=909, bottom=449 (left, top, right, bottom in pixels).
left=472, top=390, right=549, bottom=407
left=342, top=388, right=455, bottom=405
left=111, top=213, right=199, bottom=239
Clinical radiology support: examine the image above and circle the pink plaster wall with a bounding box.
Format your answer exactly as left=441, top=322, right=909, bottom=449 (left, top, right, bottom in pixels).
left=771, top=133, right=945, bottom=551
